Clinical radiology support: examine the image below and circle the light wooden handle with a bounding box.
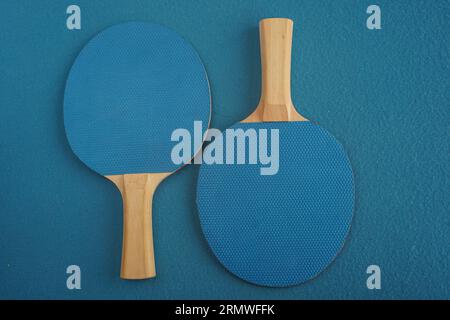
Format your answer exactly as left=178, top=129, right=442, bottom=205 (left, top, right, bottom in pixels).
left=106, top=173, right=169, bottom=280
left=260, top=18, right=293, bottom=108
left=244, top=18, right=306, bottom=122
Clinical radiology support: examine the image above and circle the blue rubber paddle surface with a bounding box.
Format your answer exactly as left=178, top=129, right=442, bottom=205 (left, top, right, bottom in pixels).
left=64, top=22, right=210, bottom=175
left=197, top=122, right=354, bottom=287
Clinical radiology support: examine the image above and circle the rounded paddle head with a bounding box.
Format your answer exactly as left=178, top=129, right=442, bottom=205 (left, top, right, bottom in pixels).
left=197, top=121, right=354, bottom=286
left=64, top=22, right=210, bottom=175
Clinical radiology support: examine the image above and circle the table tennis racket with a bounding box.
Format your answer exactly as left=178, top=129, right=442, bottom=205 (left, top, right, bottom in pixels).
left=64, top=22, right=211, bottom=279
left=197, top=18, right=354, bottom=286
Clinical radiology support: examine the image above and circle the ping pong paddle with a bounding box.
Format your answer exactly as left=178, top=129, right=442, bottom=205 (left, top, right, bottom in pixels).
left=64, top=22, right=211, bottom=279
left=197, top=18, right=354, bottom=286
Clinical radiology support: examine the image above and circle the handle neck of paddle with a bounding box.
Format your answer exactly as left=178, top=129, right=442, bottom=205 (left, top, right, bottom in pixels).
left=259, top=18, right=295, bottom=120
left=107, top=173, right=168, bottom=280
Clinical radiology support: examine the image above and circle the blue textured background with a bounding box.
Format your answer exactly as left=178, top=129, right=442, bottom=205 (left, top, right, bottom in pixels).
left=0, top=0, right=448, bottom=299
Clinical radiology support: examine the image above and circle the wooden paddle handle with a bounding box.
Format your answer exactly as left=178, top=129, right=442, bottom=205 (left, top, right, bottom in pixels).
left=248, top=18, right=306, bottom=122
left=106, top=173, right=169, bottom=279
left=260, top=18, right=293, bottom=107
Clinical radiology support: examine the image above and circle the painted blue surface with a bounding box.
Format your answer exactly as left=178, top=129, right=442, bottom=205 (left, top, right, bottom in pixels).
left=197, top=122, right=354, bottom=287
left=0, top=1, right=448, bottom=299
left=64, top=22, right=210, bottom=175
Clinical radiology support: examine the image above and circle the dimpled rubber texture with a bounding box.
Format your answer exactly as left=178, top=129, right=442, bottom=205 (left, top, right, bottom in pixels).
left=197, top=122, right=354, bottom=287
left=64, top=22, right=210, bottom=175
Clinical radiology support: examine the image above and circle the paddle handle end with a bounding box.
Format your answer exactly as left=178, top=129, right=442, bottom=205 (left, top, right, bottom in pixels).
left=107, top=173, right=169, bottom=280
left=260, top=18, right=293, bottom=110
left=250, top=18, right=307, bottom=122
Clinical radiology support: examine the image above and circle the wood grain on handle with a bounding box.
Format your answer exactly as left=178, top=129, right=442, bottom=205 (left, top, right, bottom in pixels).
left=106, top=172, right=170, bottom=279
left=244, top=18, right=307, bottom=123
